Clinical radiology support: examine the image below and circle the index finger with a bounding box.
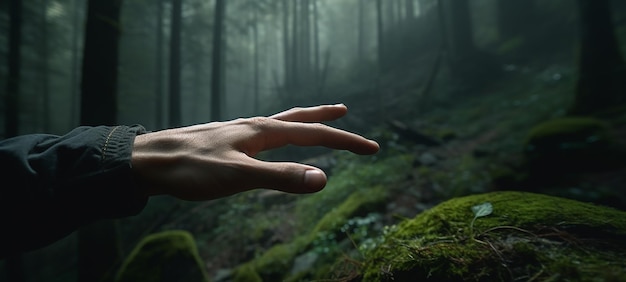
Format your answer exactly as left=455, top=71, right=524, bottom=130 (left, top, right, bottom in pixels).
left=258, top=120, right=380, bottom=155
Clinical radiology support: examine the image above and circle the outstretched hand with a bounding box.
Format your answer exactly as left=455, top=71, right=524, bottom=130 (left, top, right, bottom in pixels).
left=131, top=104, right=379, bottom=201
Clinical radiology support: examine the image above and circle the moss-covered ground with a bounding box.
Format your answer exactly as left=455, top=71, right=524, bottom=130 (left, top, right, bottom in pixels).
left=362, top=191, right=626, bottom=281
left=116, top=230, right=210, bottom=282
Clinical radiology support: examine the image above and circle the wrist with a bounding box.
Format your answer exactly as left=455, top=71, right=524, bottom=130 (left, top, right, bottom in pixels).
left=131, top=134, right=165, bottom=197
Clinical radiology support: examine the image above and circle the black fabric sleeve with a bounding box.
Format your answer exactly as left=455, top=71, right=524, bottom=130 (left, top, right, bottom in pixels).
left=0, top=125, right=149, bottom=257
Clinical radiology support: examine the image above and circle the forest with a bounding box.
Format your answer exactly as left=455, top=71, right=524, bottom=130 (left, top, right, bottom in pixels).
left=2, top=0, right=626, bottom=281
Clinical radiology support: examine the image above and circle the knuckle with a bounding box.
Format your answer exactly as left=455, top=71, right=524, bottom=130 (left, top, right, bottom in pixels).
left=246, top=116, right=273, bottom=130
left=310, top=122, right=325, bottom=129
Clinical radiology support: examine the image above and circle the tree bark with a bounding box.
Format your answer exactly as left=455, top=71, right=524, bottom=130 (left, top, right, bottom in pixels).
left=357, top=0, right=365, bottom=61
left=210, top=0, right=226, bottom=121
left=70, top=0, right=82, bottom=128
left=440, top=0, right=475, bottom=63
left=572, top=0, right=626, bottom=114
left=282, top=0, right=291, bottom=92
left=313, top=0, right=320, bottom=88
left=155, top=0, right=164, bottom=129
left=168, top=0, right=182, bottom=127
left=253, top=3, right=259, bottom=115
left=405, top=0, right=415, bottom=21
left=5, top=0, right=21, bottom=138
left=80, top=0, right=121, bottom=126
left=300, top=0, right=311, bottom=82
left=439, top=0, right=497, bottom=87
left=376, top=0, right=384, bottom=70
left=78, top=1, right=123, bottom=281
left=497, top=0, right=535, bottom=40
left=291, top=0, right=300, bottom=89
left=41, top=0, right=50, bottom=132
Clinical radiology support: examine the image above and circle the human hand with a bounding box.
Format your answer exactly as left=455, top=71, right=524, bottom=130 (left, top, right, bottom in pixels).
left=131, top=104, right=379, bottom=201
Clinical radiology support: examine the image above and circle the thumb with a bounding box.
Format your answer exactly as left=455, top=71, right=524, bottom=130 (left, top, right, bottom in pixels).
left=246, top=159, right=328, bottom=193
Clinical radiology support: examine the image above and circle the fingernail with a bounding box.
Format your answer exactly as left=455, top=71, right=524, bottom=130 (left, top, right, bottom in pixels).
left=304, top=170, right=327, bottom=191
left=334, top=103, right=345, bottom=107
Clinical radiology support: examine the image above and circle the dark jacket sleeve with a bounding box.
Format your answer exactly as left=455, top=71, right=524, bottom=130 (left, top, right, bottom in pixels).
left=0, top=125, right=149, bottom=257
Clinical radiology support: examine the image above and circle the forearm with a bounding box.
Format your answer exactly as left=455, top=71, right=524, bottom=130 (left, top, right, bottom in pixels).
left=0, top=125, right=149, bottom=256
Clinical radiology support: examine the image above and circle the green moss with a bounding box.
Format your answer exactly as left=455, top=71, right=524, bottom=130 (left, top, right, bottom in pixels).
left=295, top=154, right=413, bottom=232
left=497, top=36, right=525, bottom=56
left=232, top=186, right=389, bottom=281
left=362, top=191, right=626, bottom=281
left=232, top=237, right=308, bottom=282
left=524, top=117, right=622, bottom=173
left=116, top=230, right=210, bottom=282
left=232, top=264, right=262, bottom=282
left=313, top=186, right=388, bottom=234
left=526, top=117, right=611, bottom=146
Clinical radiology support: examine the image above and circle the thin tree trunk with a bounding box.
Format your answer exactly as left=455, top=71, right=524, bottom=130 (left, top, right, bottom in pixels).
left=313, top=0, right=320, bottom=87
left=497, top=0, right=535, bottom=40
left=78, top=1, right=124, bottom=281
left=440, top=0, right=497, bottom=86
left=572, top=0, right=626, bottom=114
left=169, top=0, right=182, bottom=127
left=441, top=0, right=475, bottom=63
left=405, top=0, right=415, bottom=21
left=376, top=0, right=384, bottom=70
left=155, top=0, right=164, bottom=129
left=41, top=0, right=50, bottom=132
left=5, top=0, right=21, bottom=138
left=70, top=0, right=81, bottom=128
left=300, top=0, right=311, bottom=82
left=395, top=0, right=403, bottom=25
left=282, top=0, right=291, bottom=92
left=80, top=0, right=121, bottom=125
left=357, top=0, right=365, bottom=62
left=253, top=4, right=259, bottom=115
left=210, top=0, right=226, bottom=121
left=291, top=0, right=300, bottom=89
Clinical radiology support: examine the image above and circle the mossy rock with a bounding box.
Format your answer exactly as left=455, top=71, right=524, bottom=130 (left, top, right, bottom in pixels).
left=362, top=191, right=626, bottom=281
left=523, top=117, right=623, bottom=173
left=116, top=230, right=210, bottom=282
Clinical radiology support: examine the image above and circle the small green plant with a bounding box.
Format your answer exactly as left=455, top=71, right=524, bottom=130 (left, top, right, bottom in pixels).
left=470, top=202, right=493, bottom=233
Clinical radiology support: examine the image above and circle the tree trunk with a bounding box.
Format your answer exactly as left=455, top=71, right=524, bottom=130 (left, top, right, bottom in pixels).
left=497, top=0, right=535, bottom=40
left=282, top=0, right=291, bottom=93
left=405, top=0, right=415, bottom=21
left=496, top=0, right=537, bottom=62
left=357, top=0, right=365, bottom=62
left=41, top=0, right=50, bottom=132
left=439, top=0, right=497, bottom=87
left=70, top=0, right=82, bottom=128
left=440, top=0, right=475, bottom=63
left=300, top=0, right=311, bottom=83
left=572, top=0, right=626, bottom=114
left=155, top=0, right=164, bottom=129
left=253, top=4, right=259, bottom=115
left=313, top=0, right=320, bottom=88
left=210, top=0, right=226, bottom=121
left=376, top=0, right=384, bottom=70
left=291, top=0, right=300, bottom=89
left=78, top=1, right=123, bottom=281
left=80, top=0, right=121, bottom=126
left=5, top=0, right=21, bottom=138
left=169, top=0, right=182, bottom=127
